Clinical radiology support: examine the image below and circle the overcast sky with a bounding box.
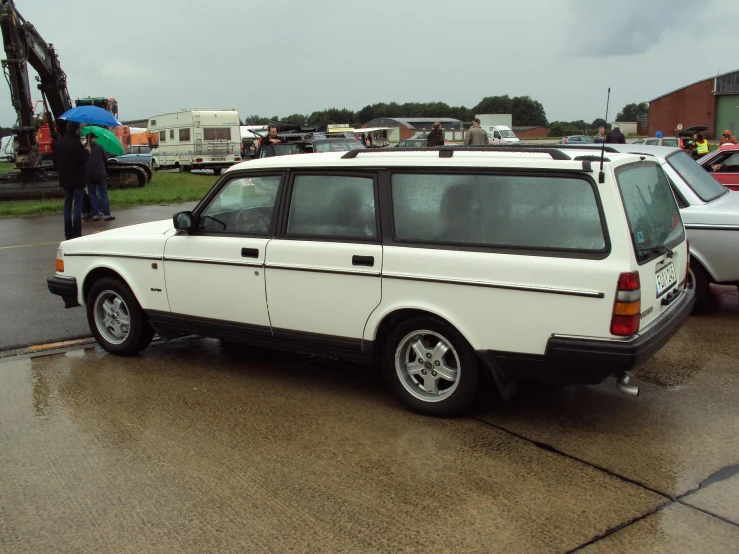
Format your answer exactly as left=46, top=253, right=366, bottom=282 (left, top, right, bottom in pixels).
left=2, top=0, right=737, bottom=126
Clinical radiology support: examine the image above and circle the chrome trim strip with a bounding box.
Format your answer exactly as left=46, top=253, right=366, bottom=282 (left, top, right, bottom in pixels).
left=382, top=273, right=605, bottom=298
left=551, top=333, right=638, bottom=343
left=684, top=224, right=739, bottom=231
left=65, top=253, right=162, bottom=261
left=265, top=263, right=380, bottom=278
left=164, top=256, right=263, bottom=268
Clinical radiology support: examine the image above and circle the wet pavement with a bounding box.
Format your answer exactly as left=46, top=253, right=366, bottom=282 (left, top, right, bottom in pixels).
left=1, top=289, right=738, bottom=552
left=0, top=203, right=194, bottom=351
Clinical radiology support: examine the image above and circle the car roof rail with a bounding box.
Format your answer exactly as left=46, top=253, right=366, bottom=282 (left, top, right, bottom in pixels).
left=342, top=146, right=572, bottom=161
left=537, top=144, right=620, bottom=153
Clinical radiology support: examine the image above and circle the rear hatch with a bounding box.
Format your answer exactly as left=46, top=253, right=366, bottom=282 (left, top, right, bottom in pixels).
left=615, top=161, right=688, bottom=330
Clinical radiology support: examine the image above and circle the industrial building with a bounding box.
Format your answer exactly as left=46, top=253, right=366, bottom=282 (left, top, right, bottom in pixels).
left=648, top=69, right=739, bottom=139
left=360, top=117, right=463, bottom=141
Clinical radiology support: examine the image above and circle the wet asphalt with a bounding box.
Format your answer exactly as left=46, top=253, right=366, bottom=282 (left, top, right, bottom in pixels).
left=1, top=204, right=739, bottom=552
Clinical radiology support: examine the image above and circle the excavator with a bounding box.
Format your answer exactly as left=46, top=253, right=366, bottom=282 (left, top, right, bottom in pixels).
left=0, top=0, right=149, bottom=200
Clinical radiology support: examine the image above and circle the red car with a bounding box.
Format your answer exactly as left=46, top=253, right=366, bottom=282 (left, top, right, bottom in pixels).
left=699, top=144, right=739, bottom=191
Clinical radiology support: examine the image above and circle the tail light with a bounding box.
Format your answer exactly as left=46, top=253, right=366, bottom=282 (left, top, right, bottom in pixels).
left=55, top=246, right=64, bottom=272
left=611, top=271, right=640, bottom=336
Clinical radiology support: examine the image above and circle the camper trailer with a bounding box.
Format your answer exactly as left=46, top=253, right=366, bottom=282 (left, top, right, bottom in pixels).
left=148, top=109, right=241, bottom=174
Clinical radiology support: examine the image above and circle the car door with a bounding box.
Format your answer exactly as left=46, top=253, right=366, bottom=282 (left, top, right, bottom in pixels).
left=707, top=152, right=739, bottom=189
left=162, top=172, right=284, bottom=334
left=264, top=171, right=382, bottom=351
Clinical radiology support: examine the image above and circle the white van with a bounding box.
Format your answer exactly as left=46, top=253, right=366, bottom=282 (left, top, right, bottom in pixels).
left=488, top=125, right=520, bottom=144
left=148, top=109, right=241, bottom=174
left=48, top=146, right=694, bottom=416
left=0, top=134, right=15, bottom=162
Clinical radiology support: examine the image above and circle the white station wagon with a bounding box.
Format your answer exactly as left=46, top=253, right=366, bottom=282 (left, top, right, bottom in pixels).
left=48, top=147, right=694, bottom=416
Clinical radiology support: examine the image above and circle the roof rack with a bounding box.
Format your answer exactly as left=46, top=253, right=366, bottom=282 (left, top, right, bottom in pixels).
left=342, top=146, right=572, bottom=161
left=533, top=144, right=619, bottom=153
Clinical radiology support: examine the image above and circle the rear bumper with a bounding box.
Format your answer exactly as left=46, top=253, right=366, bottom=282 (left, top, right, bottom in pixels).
left=482, top=287, right=695, bottom=386
left=47, top=276, right=80, bottom=308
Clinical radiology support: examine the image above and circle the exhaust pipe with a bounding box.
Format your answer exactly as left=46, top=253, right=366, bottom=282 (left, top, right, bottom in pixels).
left=617, top=373, right=640, bottom=397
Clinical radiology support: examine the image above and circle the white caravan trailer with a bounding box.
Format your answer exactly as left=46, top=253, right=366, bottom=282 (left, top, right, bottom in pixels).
left=148, top=109, right=241, bottom=174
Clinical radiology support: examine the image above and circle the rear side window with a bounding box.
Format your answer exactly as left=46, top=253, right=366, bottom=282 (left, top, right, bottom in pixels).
left=616, top=162, right=685, bottom=263
left=390, top=173, right=606, bottom=252
left=662, top=138, right=679, bottom=147
left=287, top=175, right=377, bottom=239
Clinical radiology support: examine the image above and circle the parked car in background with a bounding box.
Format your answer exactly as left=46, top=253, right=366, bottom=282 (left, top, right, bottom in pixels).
left=111, top=145, right=153, bottom=168
left=609, top=144, right=739, bottom=308
left=559, top=135, right=593, bottom=145
left=0, top=134, right=15, bottom=162
left=48, top=146, right=693, bottom=416
left=258, top=136, right=364, bottom=158
left=631, top=125, right=708, bottom=150
left=395, top=139, right=427, bottom=148
left=697, top=144, right=739, bottom=190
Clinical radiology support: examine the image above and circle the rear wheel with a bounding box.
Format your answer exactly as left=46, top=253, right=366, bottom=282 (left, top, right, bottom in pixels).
left=86, top=277, right=154, bottom=356
left=382, top=317, right=479, bottom=417
left=151, top=159, right=158, bottom=171
left=213, top=168, right=222, bottom=176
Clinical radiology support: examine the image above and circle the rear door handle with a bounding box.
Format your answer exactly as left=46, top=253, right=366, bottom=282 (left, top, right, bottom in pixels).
left=352, top=255, right=374, bottom=267
left=241, top=247, right=259, bottom=258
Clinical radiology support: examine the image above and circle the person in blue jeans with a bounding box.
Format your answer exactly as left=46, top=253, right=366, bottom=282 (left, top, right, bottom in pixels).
left=52, top=121, right=89, bottom=239
left=85, top=133, right=115, bottom=221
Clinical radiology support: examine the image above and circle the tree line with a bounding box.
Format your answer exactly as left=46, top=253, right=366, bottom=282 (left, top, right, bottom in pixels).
left=241, top=96, right=648, bottom=137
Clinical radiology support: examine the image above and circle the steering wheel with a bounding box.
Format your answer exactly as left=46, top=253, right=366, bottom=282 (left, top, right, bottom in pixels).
left=235, top=208, right=270, bottom=233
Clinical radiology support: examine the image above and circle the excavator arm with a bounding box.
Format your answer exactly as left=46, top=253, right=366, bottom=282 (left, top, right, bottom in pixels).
left=0, top=0, right=71, bottom=168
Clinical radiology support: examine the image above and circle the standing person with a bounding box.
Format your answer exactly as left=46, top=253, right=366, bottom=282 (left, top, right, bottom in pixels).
left=719, top=130, right=738, bottom=146
left=694, top=133, right=710, bottom=157
left=257, top=124, right=284, bottom=157
left=605, top=123, right=626, bottom=144
left=593, top=126, right=606, bottom=144
left=52, top=121, right=89, bottom=240
left=464, top=118, right=489, bottom=145
left=86, top=133, right=115, bottom=221
left=426, top=122, right=445, bottom=147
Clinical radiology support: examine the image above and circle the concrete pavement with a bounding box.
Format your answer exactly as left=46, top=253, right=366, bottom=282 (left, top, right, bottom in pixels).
left=1, top=290, right=738, bottom=552
left=0, top=203, right=194, bottom=350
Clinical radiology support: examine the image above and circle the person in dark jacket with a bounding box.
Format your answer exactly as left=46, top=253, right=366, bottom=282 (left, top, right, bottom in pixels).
left=52, top=121, right=89, bottom=239
left=85, top=133, right=115, bottom=221
left=426, top=122, right=445, bottom=147
left=605, top=124, right=626, bottom=144
left=257, top=124, right=285, bottom=157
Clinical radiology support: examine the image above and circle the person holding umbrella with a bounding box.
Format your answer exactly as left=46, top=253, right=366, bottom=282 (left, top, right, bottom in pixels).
left=85, top=132, right=115, bottom=221
left=52, top=121, right=89, bottom=239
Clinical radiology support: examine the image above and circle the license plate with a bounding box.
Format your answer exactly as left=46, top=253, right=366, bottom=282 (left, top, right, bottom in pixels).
left=655, top=263, right=677, bottom=297
left=212, top=157, right=225, bottom=161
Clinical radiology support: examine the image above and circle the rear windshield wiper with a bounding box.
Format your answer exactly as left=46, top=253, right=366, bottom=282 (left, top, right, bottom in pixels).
left=641, top=245, right=673, bottom=258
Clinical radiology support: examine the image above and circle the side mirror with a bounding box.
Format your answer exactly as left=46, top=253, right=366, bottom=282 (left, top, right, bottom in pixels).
left=173, top=211, right=195, bottom=232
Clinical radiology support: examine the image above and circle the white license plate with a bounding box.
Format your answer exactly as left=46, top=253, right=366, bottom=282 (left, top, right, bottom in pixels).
left=212, top=157, right=225, bottom=161
left=655, top=263, right=677, bottom=297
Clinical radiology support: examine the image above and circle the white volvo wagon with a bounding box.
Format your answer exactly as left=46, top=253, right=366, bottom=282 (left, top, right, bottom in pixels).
left=48, top=147, right=694, bottom=416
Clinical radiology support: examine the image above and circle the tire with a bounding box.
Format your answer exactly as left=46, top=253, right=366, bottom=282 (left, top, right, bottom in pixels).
left=381, top=316, right=479, bottom=416
left=213, top=168, right=222, bottom=176
left=151, top=159, right=158, bottom=171
left=688, top=262, right=710, bottom=309
left=86, top=277, right=154, bottom=356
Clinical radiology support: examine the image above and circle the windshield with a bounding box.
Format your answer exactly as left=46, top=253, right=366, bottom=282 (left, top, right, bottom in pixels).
left=616, top=161, right=686, bottom=263
left=313, top=140, right=364, bottom=153
left=500, top=130, right=517, bottom=138
left=666, top=150, right=727, bottom=202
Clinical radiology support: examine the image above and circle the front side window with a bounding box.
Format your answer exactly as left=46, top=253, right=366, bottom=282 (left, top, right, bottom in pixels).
left=179, top=128, right=191, bottom=141
left=287, top=175, right=377, bottom=239
left=616, top=162, right=685, bottom=263
left=199, top=175, right=281, bottom=235
left=391, top=173, right=606, bottom=252
left=667, top=150, right=727, bottom=202
left=662, top=138, right=679, bottom=147
left=203, top=127, right=231, bottom=141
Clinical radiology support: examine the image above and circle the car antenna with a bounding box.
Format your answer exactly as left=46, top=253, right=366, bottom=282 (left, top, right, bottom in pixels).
left=599, top=88, right=611, bottom=184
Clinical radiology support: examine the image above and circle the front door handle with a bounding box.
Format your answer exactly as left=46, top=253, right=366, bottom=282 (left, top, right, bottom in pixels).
left=241, top=247, right=259, bottom=258
left=352, top=255, right=374, bottom=267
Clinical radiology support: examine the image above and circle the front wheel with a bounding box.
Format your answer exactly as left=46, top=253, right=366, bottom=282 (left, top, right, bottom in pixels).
left=688, top=263, right=710, bottom=309
left=86, top=277, right=154, bottom=356
left=382, top=317, right=479, bottom=416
